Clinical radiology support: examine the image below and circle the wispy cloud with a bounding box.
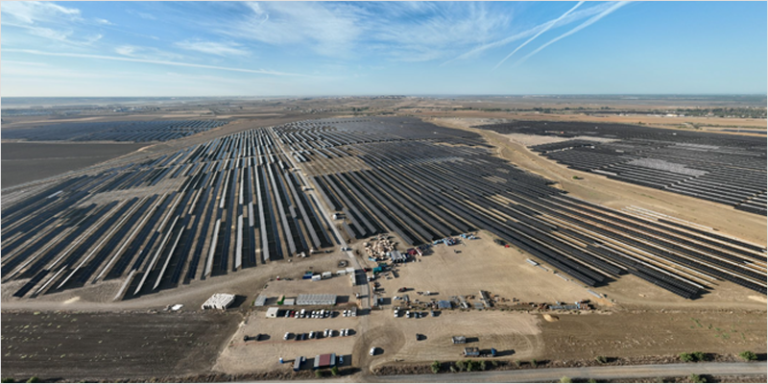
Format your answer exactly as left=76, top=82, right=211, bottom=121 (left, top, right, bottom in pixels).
left=1, top=1, right=81, bottom=24
left=128, top=10, right=157, bottom=21
left=1, top=1, right=103, bottom=47
left=5, top=49, right=309, bottom=77
left=219, top=2, right=510, bottom=61
left=115, top=45, right=185, bottom=61
left=516, top=1, right=629, bottom=65
left=225, top=2, right=363, bottom=57
left=494, top=1, right=584, bottom=69
left=175, top=41, right=249, bottom=56
left=368, top=2, right=511, bottom=62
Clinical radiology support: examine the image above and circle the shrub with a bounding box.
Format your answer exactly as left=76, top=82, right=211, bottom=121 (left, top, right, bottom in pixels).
left=739, top=351, right=758, bottom=361
left=588, top=379, right=597, bottom=383
left=449, top=366, right=457, bottom=373
left=314, top=370, right=323, bottom=379
left=514, top=360, right=522, bottom=368
left=25, top=379, right=38, bottom=384
left=479, top=360, right=487, bottom=371
left=530, top=359, right=538, bottom=368
left=679, top=353, right=695, bottom=362
left=491, top=360, right=499, bottom=367
left=454, top=360, right=466, bottom=372
left=692, top=352, right=707, bottom=362
left=595, top=355, right=608, bottom=364
left=689, top=374, right=706, bottom=383
left=330, top=366, right=339, bottom=377
left=1, top=379, right=15, bottom=383
left=560, top=376, right=572, bottom=383
left=430, top=361, right=440, bottom=374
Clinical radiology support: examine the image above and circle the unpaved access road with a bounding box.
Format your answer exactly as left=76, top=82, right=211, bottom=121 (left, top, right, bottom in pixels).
left=374, top=362, right=767, bottom=383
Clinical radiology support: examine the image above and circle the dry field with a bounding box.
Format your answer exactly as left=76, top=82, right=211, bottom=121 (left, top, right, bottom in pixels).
left=1, top=142, right=147, bottom=187
left=0, top=311, right=241, bottom=380
left=540, top=310, right=767, bottom=361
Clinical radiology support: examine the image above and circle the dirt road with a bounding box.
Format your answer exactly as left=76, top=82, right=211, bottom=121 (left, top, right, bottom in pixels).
left=374, top=362, right=767, bottom=383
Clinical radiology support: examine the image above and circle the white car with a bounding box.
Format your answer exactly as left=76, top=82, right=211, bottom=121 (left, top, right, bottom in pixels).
left=309, top=331, right=316, bottom=339
left=324, top=329, right=331, bottom=338
left=283, top=332, right=291, bottom=340
left=369, top=347, right=377, bottom=356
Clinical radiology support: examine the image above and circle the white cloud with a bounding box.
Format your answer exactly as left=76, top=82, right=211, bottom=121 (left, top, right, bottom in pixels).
left=1, top=1, right=81, bottom=24
left=95, top=18, right=113, bottom=25
left=175, top=41, right=249, bottom=56
left=6, top=48, right=309, bottom=77
left=25, top=25, right=73, bottom=42
left=115, top=46, right=137, bottom=56
left=114, top=45, right=185, bottom=61
left=126, top=10, right=157, bottom=21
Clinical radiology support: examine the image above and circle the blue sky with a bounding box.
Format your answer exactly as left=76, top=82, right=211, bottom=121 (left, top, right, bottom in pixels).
left=2, top=1, right=766, bottom=97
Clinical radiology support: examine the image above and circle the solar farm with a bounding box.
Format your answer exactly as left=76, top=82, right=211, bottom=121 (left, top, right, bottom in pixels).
left=2, top=117, right=765, bottom=305
left=2, top=127, right=335, bottom=300
left=2, top=120, right=228, bottom=142
left=475, top=120, right=767, bottom=216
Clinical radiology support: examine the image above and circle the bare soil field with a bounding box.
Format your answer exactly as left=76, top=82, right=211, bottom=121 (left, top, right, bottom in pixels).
left=540, top=310, right=766, bottom=361
left=429, top=117, right=767, bottom=245
left=1, top=142, right=147, bottom=187
left=0, top=311, right=241, bottom=380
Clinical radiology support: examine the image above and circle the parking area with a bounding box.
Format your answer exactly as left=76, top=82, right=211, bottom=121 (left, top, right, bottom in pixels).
left=214, top=310, right=360, bottom=373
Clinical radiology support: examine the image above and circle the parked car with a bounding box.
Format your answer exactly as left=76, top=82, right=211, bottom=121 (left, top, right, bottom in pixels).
left=369, top=347, right=377, bottom=356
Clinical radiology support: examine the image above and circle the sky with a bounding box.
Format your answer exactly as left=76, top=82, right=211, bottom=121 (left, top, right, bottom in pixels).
left=1, top=1, right=766, bottom=97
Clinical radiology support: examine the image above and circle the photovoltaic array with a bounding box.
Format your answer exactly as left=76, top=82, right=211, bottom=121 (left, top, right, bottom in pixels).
left=2, top=117, right=765, bottom=301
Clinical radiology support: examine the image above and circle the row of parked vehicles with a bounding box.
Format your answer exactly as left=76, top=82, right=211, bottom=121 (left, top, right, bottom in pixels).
left=284, top=328, right=354, bottom=341
left=284, top=309, right=336, bottom=319
left=393, top=307, right=437, bottom=318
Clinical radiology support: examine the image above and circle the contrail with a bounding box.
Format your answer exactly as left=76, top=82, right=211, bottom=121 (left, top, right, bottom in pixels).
left=493, top=1, right=584, bottom=70
left=516, top=1, right=628, bottom=65
left=442, top=1, right=615, bottom=67
left=4, top=48, right=307, bottom=77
